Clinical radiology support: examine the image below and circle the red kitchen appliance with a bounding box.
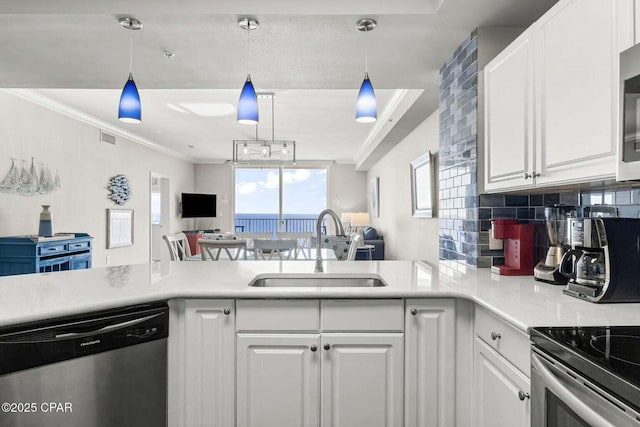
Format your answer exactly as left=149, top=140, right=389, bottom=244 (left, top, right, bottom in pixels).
left=490, top=219, right=535, bottom=275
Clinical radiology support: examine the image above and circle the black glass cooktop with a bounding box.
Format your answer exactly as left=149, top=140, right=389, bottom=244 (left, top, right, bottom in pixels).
left=531, top=326, right=640, bottom=411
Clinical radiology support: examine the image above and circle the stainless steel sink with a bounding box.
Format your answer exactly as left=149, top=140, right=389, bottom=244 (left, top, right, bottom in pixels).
left=249, top=274, right=387, bottom=287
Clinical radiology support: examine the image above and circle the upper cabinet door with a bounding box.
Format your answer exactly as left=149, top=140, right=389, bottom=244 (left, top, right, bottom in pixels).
left=535, top=0, right=620, bottom=185
left=484, top=27, right=536, bottom=192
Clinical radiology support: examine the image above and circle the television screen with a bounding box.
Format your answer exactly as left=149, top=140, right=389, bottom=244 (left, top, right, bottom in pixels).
left=181, top=193, right=217, bottom=218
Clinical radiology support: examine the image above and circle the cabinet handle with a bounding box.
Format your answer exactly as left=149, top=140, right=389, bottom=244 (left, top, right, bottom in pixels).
left=524, top=172, right=540, bottom=180
left=223, top=307, right=231, bottom=315
left=410, top=308, right=418, bottom=316
left=324, top=343, right=331, bottom=351
left=518, top=391, right=530, bottom=401
left=310, top=345, right=317, bottom=352
left=490, top=331, right=501, bottom=341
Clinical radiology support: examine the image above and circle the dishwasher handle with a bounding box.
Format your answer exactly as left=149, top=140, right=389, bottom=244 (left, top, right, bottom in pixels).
left=54, top=312, right=164, bottom=341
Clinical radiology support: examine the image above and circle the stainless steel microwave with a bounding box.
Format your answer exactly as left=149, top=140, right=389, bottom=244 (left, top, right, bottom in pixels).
left=619, top=43, right=640, bottom=180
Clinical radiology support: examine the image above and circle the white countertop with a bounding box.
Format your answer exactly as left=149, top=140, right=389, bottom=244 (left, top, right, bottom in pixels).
left=0, top=260, right=638, bottom=332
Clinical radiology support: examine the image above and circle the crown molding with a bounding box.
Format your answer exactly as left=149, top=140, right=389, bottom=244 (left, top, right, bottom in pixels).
left=354, top=88, right=423, bottom=169
left=2, top=89, right=196, bottom=163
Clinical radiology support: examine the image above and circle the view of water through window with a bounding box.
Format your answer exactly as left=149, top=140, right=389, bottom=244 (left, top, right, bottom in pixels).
left=234, top=167, right=327, bottom=234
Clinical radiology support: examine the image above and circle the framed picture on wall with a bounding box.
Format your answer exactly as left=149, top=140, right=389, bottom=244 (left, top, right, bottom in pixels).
left=369, top=177, right=380, bottom=218
left=410, top=151, right=435, bottom=218
left=107, top=209, right=134, bottom=248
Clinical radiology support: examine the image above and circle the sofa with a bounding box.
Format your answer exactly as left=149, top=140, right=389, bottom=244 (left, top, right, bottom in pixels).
left=355, top=226, right=384, bottom=260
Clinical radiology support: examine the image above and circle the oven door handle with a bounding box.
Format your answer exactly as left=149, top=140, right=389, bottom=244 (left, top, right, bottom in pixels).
left=531, top=353, right=615, bottom=427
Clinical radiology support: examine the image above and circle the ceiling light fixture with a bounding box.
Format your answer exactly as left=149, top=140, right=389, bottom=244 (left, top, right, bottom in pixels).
left=237, top=18, right=259, bottom=125
left=118, top=17, right=143, bottom=124
left=233, top=93, right=295, bottom=164
left=355, top=18, right=377, bottom=123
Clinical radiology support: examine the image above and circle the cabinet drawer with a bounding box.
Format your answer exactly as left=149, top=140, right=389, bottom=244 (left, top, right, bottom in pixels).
left=475, top=306, right=530, bottom=376
left=38, top=244, right=66, bottom=255
left=236, top=300, right=319, bottom=332
left=320, top=299, right=404, bottom=332
left=67, top=240, right=90, bottom=251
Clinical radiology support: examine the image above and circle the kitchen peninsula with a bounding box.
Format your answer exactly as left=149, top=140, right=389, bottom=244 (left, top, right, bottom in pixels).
left=1, top=260, right=639, bottom=427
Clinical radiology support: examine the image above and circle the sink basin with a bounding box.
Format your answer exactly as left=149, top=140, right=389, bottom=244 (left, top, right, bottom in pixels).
left=249, top=274, right=387, bottom=288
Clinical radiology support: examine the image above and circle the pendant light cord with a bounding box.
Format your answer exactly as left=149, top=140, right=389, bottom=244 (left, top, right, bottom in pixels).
left=246, top=25, right=251, bottom=75
left=129, top=35, right=134, bottom=75
left=364, top=26, right=368, bottom=74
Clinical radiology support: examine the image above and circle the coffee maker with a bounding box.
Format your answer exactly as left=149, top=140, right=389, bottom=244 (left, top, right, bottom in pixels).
left=533, top=206, right=575, bottom=284
left=560, top=217, right=640, bottom=303
left=490, top=219, right=535, bottom=275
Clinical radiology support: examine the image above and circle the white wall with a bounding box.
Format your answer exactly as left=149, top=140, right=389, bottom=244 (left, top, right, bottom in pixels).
left=194, top=162, right=367, bottom=233
left=0, top=91, right=195, bottom=268
left=194, top=163, right=234, bottom=232
left=367, top=109, right=439, bottom=263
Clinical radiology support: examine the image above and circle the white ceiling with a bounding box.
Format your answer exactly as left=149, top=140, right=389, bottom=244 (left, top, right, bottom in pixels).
left=0, top=0, right=558, bottom=164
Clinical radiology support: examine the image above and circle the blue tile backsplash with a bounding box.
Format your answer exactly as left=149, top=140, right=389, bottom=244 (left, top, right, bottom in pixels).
left=438, top=31, right=640, bottom=270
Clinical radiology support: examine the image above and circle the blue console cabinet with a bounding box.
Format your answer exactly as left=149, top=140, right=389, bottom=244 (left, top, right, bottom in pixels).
left=0, top=233, right=93, bottom=276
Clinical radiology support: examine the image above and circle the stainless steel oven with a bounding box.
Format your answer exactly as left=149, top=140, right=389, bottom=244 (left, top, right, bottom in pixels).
left=531, top=327, right=640, bottom=427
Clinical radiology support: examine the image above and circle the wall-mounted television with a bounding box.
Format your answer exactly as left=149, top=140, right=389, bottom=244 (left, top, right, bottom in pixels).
left=181, top=193, right=217, bottom=218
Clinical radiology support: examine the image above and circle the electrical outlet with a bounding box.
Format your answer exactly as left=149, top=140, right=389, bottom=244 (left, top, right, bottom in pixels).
left=105, top=255, right=111, bottom=265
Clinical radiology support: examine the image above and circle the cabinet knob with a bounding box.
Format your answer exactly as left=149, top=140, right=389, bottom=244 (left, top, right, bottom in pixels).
left=410, top=308, right=418, bottom=316
left=524, top=172, right=531, bottom=180
left=310, top=345, right=318, bottom=352
left=490, top=331, right=501, bottom=341
left=532, top=172, right=541, bottom=178
left=518, top=391, right=530, bottom=401
left=324, top=343, right=331, bottom=351
left=223, top=307, right=231, bottom=316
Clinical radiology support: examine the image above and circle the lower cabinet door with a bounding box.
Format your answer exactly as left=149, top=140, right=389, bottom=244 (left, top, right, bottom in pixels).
left=236, top=334, right=320, bottom=427
left=321, top=333, right=404, bottom=427
left=404, top=299, right=456, bottom=427
left=169, top=300, right=235, bottom=427
left=473, top=337, right=531, bottom=427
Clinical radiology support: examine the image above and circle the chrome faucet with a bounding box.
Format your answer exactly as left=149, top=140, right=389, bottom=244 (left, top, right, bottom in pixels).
left=315, top=209, right=346, bottom=273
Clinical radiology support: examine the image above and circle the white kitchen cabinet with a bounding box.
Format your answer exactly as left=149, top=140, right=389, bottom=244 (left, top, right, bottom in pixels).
left=168, top=299, right=235, bottom=427
left=473, top=337, right=530, bottom=427
left=404, top=299, right=456, bottom=427
left=484, top=28, right=536, bottom=192
left=483, top=0, right=635, bottom=192
left=235, top=299, right=404, bottom=427
left=236, top=334, right=320, bottom=427
left=321, top=333, right=404, bottom=427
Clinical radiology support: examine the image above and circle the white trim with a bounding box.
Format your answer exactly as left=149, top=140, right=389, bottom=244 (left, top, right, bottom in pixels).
left=354, top=88, right=424, bottom=169
left=2, top=88, right=196, bottom=163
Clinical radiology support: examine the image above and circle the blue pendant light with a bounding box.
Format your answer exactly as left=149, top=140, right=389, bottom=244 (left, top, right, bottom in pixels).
left=238, top=74, right=258, bottom=124
left=119, top=73, right=141, bottom=123
left=118, top=17, right=143, bottom=124
left=356, top=72, right=377, bottom=123
left=237, top=18, right=260, bottom=125
left=355, top=18, right=377, bottom=123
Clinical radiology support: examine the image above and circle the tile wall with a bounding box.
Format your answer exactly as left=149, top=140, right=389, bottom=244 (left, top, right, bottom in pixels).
left=438, top=32, right=480, bottom=269
left=438, top=32, right=640, bottom=269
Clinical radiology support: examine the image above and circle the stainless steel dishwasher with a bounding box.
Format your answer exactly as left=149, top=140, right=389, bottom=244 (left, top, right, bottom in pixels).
left=0, top=302, right=168, bottom=427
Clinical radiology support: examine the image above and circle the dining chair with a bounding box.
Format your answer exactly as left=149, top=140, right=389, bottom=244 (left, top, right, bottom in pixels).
left=346, top=234, right=362, bottom=261
left=198, top=239, right=247, bottom=261
left=253, top=239, right=297, bottom=260
left=276, top=232, right=313, bottom=259
left=162, top=233, right=199, bottom=261
left=236, top=232, right=273, bottom=259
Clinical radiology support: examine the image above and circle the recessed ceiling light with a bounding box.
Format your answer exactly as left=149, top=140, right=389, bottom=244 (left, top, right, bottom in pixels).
left=176, top=102, right=236, bottom=117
